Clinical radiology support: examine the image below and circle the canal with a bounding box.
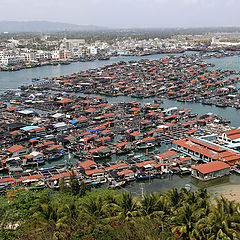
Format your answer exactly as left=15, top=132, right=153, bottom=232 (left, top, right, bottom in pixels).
left=1, top=52, right=240, bottom=197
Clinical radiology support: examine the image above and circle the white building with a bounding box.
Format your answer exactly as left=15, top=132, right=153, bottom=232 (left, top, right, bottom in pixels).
left=63, top=38, right=85, bottom=51
left=0, top=55, right=25, bottom=65
left=211, top=37, right=240, bottom=46
left=52, top=50, right=60, bottom=60
left=88, top=46, right=98, bottom=55
left=218, top=128, right=240, bottom=144
left=21, top=52, right=36, bottom=63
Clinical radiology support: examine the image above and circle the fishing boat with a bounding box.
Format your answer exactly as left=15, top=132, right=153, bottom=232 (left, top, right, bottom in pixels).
left=97, top=56, right=110, bottom=61
left=216, top=102, right=228, bottom=108
left=179, top=167, right=191, bottom=175
left=47, top=152, right=64, bottom=161
left=85, top=179, right=101, bottom=188
left=116, top=149, right=131, bottom=155
left=136, top=142, right=155, bottom=150
left=170, top=167, right=181, bottom=174
left=154, top=99, right=163, bottom=104
left=91, top=153, right=111, bottom=160
left=202, top=100, right=213, bottom=105
left=136, top=173, right=154, bottom=180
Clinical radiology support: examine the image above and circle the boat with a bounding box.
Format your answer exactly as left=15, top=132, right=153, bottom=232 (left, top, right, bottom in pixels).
left=170, top=167, right=181, bottom=174
left=47, top=152, right=64, bottom=161
left=154, top=99, right=163, bottom=104
left=136, top=173, right=154, bottom=180
left=180, top=167, right=191, bottom=175
left=97, top=56, right=110, bottom=61
left=116, top=149, right=131, bottom=155
left=85, top=180, right=101, bottom=188
left=108, top=180, right=126, bottom=189
left=216, top=102, right=228, bottom=108
left=202, top=100, right=213, bottom=105
left=91, top=154, right=111, bottom=160
left=137, top=143, right=155, bottom=150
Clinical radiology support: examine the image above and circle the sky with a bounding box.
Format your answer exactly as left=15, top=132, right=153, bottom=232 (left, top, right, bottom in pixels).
left=0, top=0, right=239, bottom=28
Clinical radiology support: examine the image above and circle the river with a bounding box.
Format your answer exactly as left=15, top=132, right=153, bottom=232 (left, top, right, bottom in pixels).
left=0, top=53, right=182, bottom=91
left=1, top=51, right=240, bottom=197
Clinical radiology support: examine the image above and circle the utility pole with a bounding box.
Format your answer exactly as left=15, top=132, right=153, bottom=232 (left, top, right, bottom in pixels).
left=140, top=183, right=145, bottom=198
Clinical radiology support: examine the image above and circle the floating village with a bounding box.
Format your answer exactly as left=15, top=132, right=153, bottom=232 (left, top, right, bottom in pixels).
left=0, top=51, right=240, bottom=192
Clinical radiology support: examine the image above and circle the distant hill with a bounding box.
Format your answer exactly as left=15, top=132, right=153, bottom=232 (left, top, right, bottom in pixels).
left=0, top=21, right=107, bottom=32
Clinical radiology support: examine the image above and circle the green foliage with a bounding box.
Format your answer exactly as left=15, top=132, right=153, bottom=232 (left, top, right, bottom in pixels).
left=70, top=170, right=80, bottom=196
left=0, top=187, right=240, bottom=240
left=79, top=181, right=87, bottom=197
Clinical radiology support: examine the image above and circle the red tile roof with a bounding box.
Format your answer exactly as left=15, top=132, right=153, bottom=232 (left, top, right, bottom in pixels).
left=76, top=117, right=88, bottom=122
left=89, top=146, right=108, bottom=153
left=27, top=174, right=44, bottom=180
left=173, top=138, right=229, bottom=161
left=136, top=160, right=156, bottom=168
left=29, top=127, right=45, bottom=132
left=57, top=98, right=72, bottom=104
left=7, top=145, right=25, bottom=153
left=225, top=128, right=240, bottom=137
left=46, top=145, right=62, bottom=151
left=6, top=106, right=19, bottom=111
left=95, top=136, right=111, bottom=142
left=154, top=163, right=168, bottom=168
left=105, top=163, right=128, bottom=171
left=79, top=160, right=96, bottom=169
left=0, top=177, right=14, bottom=183
left=129, top=131, right=141, bottom=137
left=117, top=169, right=134, bottom=176
left=228, top=134, right=240, bottom=140
left=157, top=150, right=177, bottom=159
left=192, top=161, right=230, bottom=174
left=85, top=169, right=104, bottom=176
left=116, top=142, right=130, bottom=148
left=85, top=108, right=97, bottom=113
left=190, top=138, right=224, bottom=152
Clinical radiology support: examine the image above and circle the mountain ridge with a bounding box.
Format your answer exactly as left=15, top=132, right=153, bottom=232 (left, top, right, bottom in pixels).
left=0, top=20, right=107, bottom=32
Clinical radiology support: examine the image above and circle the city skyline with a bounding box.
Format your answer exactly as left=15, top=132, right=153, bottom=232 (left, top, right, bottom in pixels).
left=0, top=0, right=239, bottom=28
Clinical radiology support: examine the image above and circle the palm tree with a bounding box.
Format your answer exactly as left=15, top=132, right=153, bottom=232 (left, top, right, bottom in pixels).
left=170, top=202, right=199, bottom=239
left=140, top=193, right=166, bottom=218
left=112, top=192, right=139, bottom=221
left=169, top=188, right=210, bottom=240
left=81, top=195, right=107, bottom=219
left=195, top=196, right=240, bottom=239
left=29, top=195, right=73, bottom=239
left=166, top=188, right=182, bottom=210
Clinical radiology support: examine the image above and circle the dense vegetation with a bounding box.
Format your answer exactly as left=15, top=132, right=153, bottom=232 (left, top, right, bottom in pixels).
left=1, top=26, right=240, bottom=43
left=0, top=173, right=240, bottom=240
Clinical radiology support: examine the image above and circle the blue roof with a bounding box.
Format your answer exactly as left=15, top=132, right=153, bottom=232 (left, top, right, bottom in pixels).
left=70, top=120, right=79, bottom=124
left=21, top=126, right=39, bottom=131
left=30, top=137, right=40, bottom=140
left=88, top=129, right=95, bottom=132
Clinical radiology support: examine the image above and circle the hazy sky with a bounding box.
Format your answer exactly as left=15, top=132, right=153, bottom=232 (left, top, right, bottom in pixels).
left=0, top=0, right=239, bottom=28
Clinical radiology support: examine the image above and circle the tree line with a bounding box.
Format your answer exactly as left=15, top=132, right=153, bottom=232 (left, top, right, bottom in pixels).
left=0, top=172, right=239, bottom=240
